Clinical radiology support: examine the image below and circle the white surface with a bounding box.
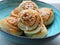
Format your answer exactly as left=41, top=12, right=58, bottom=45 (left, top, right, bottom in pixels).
left=0, top=0, right=3, bottom=1
left=38, top=0, right=60, bottom=3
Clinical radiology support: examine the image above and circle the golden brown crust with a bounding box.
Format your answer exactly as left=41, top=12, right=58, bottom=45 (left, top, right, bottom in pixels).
left=32, top=24, right=47, bottom=37
left=10, top=7, right=19, bottom=18
left=18, top=1, right=38, bottom=11
left=2, top=17, right=19, bottom=30
left=7, top=17, right=18, bottom=27
left=19, top=9, right=41, bottom=26
left=0, top=17, right=23, bottom=36
left=24, top=24, right=47, bottom=38
left=38, top=8, right=54, bottom=25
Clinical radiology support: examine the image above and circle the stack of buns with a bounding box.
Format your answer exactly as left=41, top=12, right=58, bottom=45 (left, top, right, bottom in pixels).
left=18, top=9, right=47, bottom=38
left=0, top=0, right=54, bottom=38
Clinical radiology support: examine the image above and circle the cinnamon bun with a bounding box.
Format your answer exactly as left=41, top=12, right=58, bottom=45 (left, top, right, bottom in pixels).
left=10, top=7, right=19, bottom=18
left=18, top=9, right=43, bottom=30
left=38, top=8, right=54, bottom=25
left=18, top=9, right=47, bottom=38
left=18, top=1, right=38, bottom=11
left=0, top=17, right=23, bottom=36
left=24, top=24, right=47, bottom=38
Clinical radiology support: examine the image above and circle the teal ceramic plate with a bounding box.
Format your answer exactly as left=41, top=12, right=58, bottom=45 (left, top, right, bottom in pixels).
left=0, top=0, right=60, bottom=39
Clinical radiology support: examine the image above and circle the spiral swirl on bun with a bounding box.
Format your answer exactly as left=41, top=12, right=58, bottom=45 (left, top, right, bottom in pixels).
left=18, top=9, right=47, bottom=38
left=0, top=17, right=23, bottom=36
left=18, top=1, right=38, bottom=11
left=10, top=7, right=19, bottom=18
left=38, top=8, right=54, bottom=25
left=18, top=9, right=42, bottom=30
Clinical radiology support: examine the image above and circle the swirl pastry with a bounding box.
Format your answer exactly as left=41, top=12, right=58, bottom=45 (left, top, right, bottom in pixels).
left=18, top=9, right=42, bottom=30
left=10, top=7, right=19, bottom=18
left=24, top=24, right=47, bottom=38
left=0, top=17, right=23, bottom=36
left=18, top=9, right=47, bottom=38
left=18, top=1, right=38, bottom=11
left=38, top=8, right=54, bottom=25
